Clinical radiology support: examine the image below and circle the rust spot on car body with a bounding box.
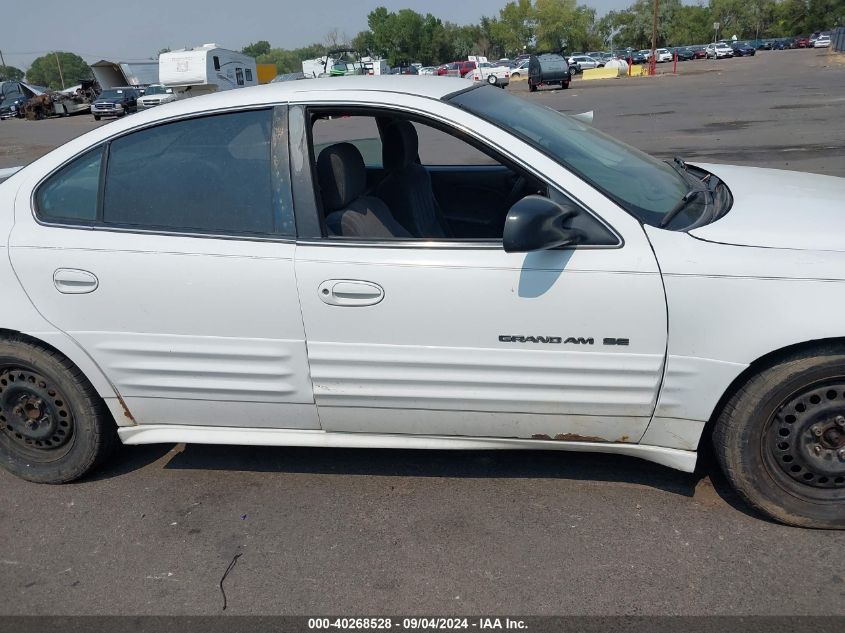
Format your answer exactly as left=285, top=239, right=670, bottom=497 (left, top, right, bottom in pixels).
left=532, top=433, right=607, bottom=443
left=116, top=394, right=135, bottom=423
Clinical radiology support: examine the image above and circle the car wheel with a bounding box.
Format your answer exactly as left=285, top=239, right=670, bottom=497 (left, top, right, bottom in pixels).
left=512, top=71, right=520, bottom=78
left=561, top=81, right=569, bottom=89
left=0, top=335, right=118, bottom=484
left=713, top=348, right=845, bottom=528
left=93, top=116, right=100, bottom=121
left=487, top=75, right=498, bottom=85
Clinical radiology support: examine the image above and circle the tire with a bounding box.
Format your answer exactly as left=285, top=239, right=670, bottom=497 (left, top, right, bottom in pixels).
left=511, top=72, right=521, bottom=78
left=713, top=348, right=845, bottom=528
left=0, top=335, right=118, bottom=484
left=93, top=116, right=101, bottom=121
left=561, top=81, right=570, bottom=89
left=487, top=75, right=498, bottom=85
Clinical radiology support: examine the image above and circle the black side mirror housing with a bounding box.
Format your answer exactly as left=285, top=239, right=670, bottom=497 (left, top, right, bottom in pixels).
left=503, top=195, right=583, bottom=253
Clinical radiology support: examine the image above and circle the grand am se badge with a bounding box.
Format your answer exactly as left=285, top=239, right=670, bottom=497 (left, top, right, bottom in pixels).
left=498, top=336, right=630, bottom=345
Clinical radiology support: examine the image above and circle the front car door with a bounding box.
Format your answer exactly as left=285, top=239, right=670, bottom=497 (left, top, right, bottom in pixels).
left=9, top=105, right=317, bottom=429
left=289, top=91, right=667, bottom=443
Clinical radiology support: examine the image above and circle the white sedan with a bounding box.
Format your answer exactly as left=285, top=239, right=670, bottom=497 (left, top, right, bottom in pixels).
left=0, top=77, right=843, bottom=528
left=568, top=55, right=601, bottom=70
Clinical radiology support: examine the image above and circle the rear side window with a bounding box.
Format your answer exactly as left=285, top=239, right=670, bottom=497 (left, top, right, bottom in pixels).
left=102, top=109, right=274, bottom=234
left=35, top=146, right=103, bottom=223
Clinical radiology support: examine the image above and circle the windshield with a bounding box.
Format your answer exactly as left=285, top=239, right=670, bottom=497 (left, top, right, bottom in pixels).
left=447, top=86, right=692, bottom=227
left=98, top=90, right=128, bottom=100
left=143, top=85, right=170, bottom=95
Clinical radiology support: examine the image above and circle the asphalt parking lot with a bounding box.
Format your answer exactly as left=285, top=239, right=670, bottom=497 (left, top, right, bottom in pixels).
left=1, top=49, right=844, bottom=616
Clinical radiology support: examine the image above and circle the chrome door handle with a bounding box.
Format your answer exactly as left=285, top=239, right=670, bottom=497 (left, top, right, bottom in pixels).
left=318, top=280, right=384, bottom=306
left=53, top=268, right=99, bottom=294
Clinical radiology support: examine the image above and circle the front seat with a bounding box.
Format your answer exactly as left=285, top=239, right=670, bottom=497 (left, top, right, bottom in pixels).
left=317, top=143, right=410, bottom=239
left=376, top=120, right=452, bottom=238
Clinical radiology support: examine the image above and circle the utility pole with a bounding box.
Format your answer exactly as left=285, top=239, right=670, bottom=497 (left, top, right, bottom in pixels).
left=650, top=0, right=659, bottom=75
left=54, top=52, right=66, bottom=89
left=0, top=49, right=6, bottom=70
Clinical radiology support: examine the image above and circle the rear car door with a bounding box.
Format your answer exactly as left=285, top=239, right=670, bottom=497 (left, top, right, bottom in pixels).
left=9, top=106, right=317, bottom=429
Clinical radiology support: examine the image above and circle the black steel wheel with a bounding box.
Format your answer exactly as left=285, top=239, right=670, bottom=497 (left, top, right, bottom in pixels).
left=714, top=348, right=845, bottom=528
left=764, top=381, right=845, bottom=496
left=0, top=335, right=117, bottom=483
left=0, top=368, right=75, bottom=461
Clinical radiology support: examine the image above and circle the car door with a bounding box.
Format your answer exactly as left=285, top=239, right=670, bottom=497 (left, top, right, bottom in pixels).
left=9, top=106, right=318, bottom=429
left=290, top=101, right=667, bottom=443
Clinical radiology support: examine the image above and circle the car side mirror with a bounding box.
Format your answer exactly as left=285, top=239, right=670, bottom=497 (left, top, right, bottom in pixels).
left=503, top=195, right=583, bottom=253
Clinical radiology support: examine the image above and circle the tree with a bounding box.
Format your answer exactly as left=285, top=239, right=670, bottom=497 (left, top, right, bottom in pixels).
left=26, top=52, right=91, bottom=90
left=242, top=41, right=271, bottom=58
left=0, top=65, right=25, bottom=81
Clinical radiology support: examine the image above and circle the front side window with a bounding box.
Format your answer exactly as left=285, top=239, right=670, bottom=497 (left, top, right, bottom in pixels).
left=448, top=86, right=692, bottom=227
left=103, top=109, right=275, bottom=235
left=35, top=146, right=103, bottom=223
left=306, top=108, right=616, bottom=245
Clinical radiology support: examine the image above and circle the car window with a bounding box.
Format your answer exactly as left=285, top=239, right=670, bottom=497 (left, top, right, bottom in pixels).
left=102, top=109, right=276, bottom=235
left=313, top=116, right=382, bottom=166
left=35, top=146, right=103, bottom=223
left=304, top=108, right=618, bottom=245
left=414, top=123, right=497, bottom=166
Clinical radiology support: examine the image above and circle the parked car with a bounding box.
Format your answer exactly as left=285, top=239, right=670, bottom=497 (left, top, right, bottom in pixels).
left=91, top=87, right=139, bottom=120
left=794, top=36, right=810, bottom=48
left=674, top=47, right=695, bottom=61
left=654, top=48, right=673, bottom=63
left=567, top=55, right=601, bottom=70
left=509, top=59, right=530, bottom=78
left=706, top=43, right=734, bottom=59
left=771, top=39, right=790, bottom=50
left=3, top=76, right=845, bottom=529
left=436, top=63, right=459, bottom=76
left=418, top=66, right=437, bottom=75
left=528, top=53, right=572, bottom=91
left=626, top=50, right=648, bottom=64
left=456, top=61, right=478, bottom=77
left=731, top=42, right=756, bottom=56
left=136, top=85, right=176, bottom=110
left=471, top=62, right=510, bottom=87
left=690, top=46, right=708, bottom=59
left=814, top=35, right=831, bottom=48
left=0, top=93, right=26, bottom=120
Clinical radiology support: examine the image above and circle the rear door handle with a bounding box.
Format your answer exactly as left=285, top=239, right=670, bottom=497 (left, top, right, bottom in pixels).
left=318, top=280, right=384, bottom=306
left=53, top=268, right=99, bottom=294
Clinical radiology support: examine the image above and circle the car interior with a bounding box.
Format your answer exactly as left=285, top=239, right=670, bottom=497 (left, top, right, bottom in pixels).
left=307, top=110, right=550, bottom=241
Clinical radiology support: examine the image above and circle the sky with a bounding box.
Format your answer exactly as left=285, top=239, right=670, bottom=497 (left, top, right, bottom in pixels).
left=2, top=0, right=634, bottom=71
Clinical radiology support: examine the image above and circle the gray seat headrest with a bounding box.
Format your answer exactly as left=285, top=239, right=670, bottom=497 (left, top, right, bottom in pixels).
left=382, top=120, right=419, bottom=171
left=317, top=142, right=367, bottom=211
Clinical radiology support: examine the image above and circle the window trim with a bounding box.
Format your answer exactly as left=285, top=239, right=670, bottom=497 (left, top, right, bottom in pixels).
left=31, top=105, right=295, bottom=242
left=293, top=101, right=622, bottom=250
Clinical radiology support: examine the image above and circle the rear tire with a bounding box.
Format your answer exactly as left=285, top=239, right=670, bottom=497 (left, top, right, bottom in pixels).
left=561, top=81, right=570, bottom=89
left=0, top=336, right=118, bottom=484
left=713, top=349, right=845, bottom=528
left=93, top=116, right=100, bottom=121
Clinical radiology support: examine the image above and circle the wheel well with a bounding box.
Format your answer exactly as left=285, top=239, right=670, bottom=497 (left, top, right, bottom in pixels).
left=701, top=337, right=845, bottom=451
left=0, top=328, right=118, bottom=425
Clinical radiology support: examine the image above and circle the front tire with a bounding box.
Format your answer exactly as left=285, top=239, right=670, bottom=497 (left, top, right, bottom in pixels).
left=713, top=349, right=845, bottom=528
left=0, top=336, right=117, bottom=483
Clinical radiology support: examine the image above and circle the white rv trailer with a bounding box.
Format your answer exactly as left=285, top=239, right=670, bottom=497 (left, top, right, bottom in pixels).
left=159, top=44, right=258, bottom=98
